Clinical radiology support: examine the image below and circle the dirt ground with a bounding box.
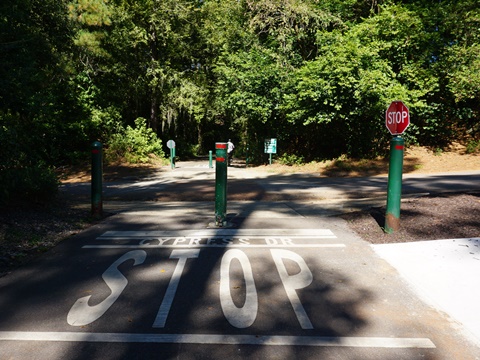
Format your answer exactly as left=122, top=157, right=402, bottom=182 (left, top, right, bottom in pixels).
left=250, top=143, right=480, bottom=177
left=1, top=144, right=479, bottom=276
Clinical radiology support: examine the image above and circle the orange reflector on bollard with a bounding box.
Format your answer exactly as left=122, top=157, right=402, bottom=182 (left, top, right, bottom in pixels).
left=216, top=143, right=227, bottom=149
left=395, top=145, right=404, bottom=150
left=216, top=157, right=225, bottom=162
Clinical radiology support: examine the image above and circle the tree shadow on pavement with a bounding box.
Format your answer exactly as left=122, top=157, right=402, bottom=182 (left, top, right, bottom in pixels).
left=0, top=202, right=455, bottom=359
left=3, top=164, right=480, bottom=358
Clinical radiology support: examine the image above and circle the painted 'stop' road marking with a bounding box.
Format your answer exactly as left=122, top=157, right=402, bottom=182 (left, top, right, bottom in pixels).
left=0, top=227, right=437, bottom=351
left=85, top=229, right=344, bottom=249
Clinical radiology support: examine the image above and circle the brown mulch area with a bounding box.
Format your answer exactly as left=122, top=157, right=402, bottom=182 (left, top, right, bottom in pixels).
left=342, top=193, right=480, bottom=244
left=0, top=198, right=93, bottom=277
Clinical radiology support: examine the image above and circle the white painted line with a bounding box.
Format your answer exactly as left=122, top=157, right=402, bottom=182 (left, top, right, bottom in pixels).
left=96, top=235, right=338, bottom=241
left=100, top=229, right=336, bottom=238
left=0, top=331, right=435, bottom=348
left=82, top=244, right=346, bottom=249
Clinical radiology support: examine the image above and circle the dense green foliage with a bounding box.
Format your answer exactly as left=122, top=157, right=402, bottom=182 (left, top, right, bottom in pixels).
left=107, top=118, right=165, bottom=163
left=1, top=0, right=479, bottom=203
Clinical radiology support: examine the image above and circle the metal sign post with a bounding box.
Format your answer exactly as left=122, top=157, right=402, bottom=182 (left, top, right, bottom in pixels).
left=385, top=136, right=405, bottom=233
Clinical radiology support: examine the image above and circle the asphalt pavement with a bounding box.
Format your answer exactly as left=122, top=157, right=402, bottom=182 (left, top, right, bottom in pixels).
left=61, top=161, right=480, bottom=204
left=1, top=160, right=479, bottom=359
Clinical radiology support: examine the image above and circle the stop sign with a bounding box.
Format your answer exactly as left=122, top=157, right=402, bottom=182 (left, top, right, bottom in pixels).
left=385, top=101, right=410, bottom=135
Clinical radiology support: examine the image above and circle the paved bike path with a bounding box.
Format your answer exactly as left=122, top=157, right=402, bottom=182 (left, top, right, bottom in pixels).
left=0, top=202, right=479, bottom=359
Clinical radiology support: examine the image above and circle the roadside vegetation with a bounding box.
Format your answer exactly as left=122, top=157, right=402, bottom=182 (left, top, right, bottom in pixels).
left=1, top=0, right=479, bottom=206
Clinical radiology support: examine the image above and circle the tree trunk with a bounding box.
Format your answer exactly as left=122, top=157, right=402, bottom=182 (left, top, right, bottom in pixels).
left=150, top=92, right=158, bottom=132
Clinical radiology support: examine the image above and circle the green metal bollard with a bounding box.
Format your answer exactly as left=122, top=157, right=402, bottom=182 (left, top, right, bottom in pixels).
left=215, top=142, right=228, bottom=227
left=91, top=141, right=103, bottom=218
left=170, top=147, right=176, bottom=169
left=385, top=136, right=405, bottom=233
left=209, top=150, right=213, bottom=168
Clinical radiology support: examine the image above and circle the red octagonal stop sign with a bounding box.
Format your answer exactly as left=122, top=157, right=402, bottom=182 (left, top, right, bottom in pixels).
left=385, top=101, right=410, bottom=135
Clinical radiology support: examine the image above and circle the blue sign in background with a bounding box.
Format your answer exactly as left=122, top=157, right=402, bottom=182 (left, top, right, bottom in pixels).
left=264, top=138, right=277, bottom=154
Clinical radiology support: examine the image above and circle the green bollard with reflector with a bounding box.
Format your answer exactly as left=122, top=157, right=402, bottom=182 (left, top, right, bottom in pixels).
left=91, top=141, right=103, bottom=218
left=209, top=150, right=213, bottom=168
left=215, top=142, right=228, bottom=227
left=385, top=136, right=405, bottom=233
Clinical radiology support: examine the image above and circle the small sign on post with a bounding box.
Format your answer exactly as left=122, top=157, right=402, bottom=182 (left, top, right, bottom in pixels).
left=264, top=138, right=277, bottom=165
left=167, top=140, right=176, bottom=169
left=386, top=101, right=410, bottom=136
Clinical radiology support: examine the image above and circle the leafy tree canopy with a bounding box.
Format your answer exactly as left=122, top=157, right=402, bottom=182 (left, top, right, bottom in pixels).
left=1, top=0, right=479, bottom=203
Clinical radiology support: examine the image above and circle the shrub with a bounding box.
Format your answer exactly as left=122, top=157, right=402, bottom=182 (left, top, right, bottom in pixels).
left=0, top=163, right=59, bottom=205
left=0, top=114, right=59, bottom=205
left=466, top=140, right=480, bottom=154
left=107, top=118, right=165, bottom=163
left=278, top=153, right=305, bottom=166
